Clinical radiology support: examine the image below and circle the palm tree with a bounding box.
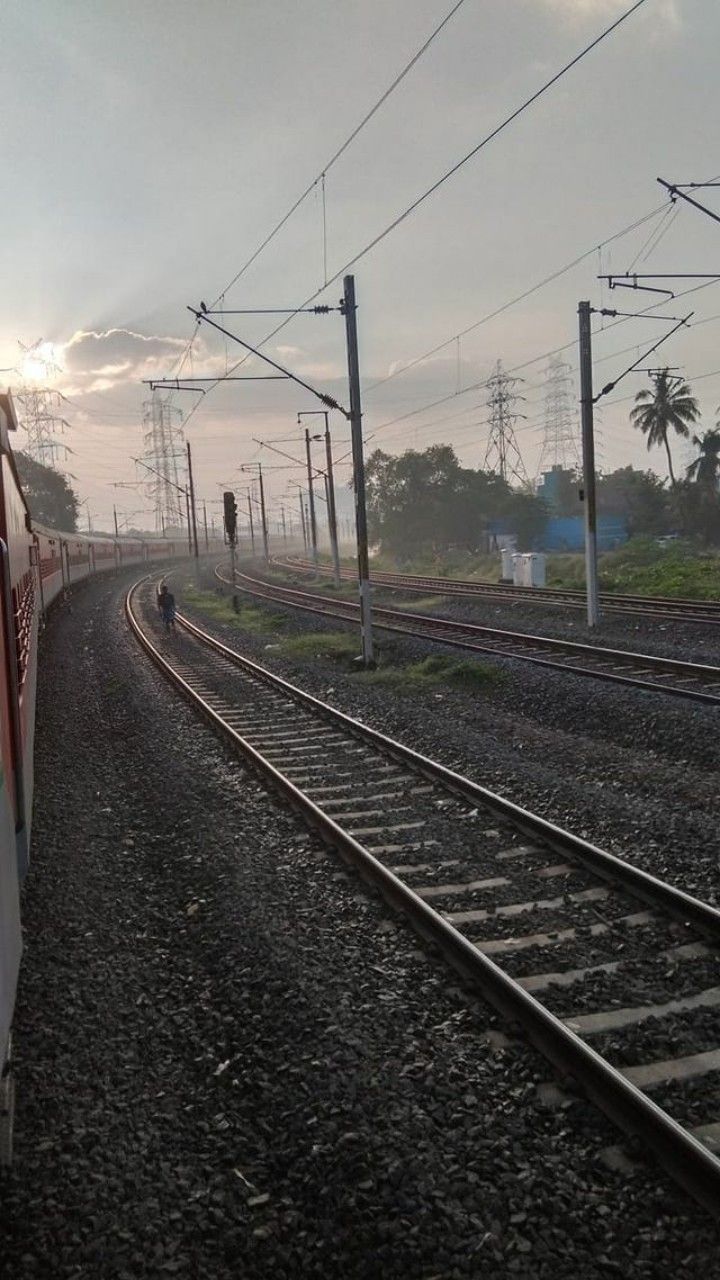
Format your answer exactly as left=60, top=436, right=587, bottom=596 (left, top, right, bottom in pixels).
left=630, top=369, right=700, bottom=487
left=687, top=427, right=720, bottom=490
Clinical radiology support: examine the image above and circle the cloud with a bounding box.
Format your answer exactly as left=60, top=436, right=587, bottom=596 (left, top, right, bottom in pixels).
left=55, top=327, right=230, bottom=394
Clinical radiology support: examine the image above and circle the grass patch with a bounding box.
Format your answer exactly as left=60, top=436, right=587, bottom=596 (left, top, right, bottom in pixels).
left=268, top=624, right=501, bottom=695
left=274, top=632, right=360, bottom=662
left=381, top=594, right=447, bottom=612
left=180, top=583, right=286, bottom=634
left=596, top=539, right=720, bottom=599
left=357, top=653, right=500, bottom=693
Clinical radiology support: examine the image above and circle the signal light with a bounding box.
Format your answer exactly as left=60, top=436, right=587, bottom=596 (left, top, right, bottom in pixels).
left=223, top=490, right=237, bottom=542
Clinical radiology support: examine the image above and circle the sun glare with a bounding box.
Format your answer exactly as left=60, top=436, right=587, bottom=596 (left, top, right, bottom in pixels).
left=20, top=341, right=59, bottom=385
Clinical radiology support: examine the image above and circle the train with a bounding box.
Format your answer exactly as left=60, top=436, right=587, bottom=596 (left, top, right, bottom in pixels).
left=0, top=390, right=214, bottom=1161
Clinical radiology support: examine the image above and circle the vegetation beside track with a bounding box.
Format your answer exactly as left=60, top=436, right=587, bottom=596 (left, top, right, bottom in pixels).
left=179, top=584, right=501, bottom=695
left=368, top=539, right=720, bottom=600
left=180, top=583, right=287, bottom=634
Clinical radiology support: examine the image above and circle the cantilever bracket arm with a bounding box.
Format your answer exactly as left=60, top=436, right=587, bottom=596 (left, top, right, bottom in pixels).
left=602, top=275, right=675, bottom=299
left=592, top=311, right=693, bottom=403
left=657, top=177, right=720, bottom=227
left=188, top=306, right=350, bottom=419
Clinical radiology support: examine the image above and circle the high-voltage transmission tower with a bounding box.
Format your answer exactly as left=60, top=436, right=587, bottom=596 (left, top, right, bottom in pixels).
left=536, top=355, right=581, bottom=476
left=15, top=340, right=70, bottom=469
left=483, top=360, right=528, bottom=486
left=142, top=397, right=186, bottom=532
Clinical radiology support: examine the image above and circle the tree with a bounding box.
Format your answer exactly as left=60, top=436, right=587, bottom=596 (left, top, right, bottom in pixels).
left=364, top=444, right=546, bottom=557
left=14, top=452, right=79, bottom=530
left=630, top=369, right=700, bottom=487
left=598, top=467, right=671, bottom=537
left=686, top=428, right=720, bottom=491
left=678, top=428, right=720, bottom=545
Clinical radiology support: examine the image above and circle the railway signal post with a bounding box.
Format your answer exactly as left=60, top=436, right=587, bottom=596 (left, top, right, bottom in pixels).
left=578, top=301, right=600, bottom=629
left=223, top=489, right=239, bottom=611
left=341, top=274, right=375, bottom=667
left=186, top=442, right=200, bottom=572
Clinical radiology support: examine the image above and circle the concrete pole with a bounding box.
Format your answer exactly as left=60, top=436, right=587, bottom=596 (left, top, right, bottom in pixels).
left=342, top=274, right=374, bottom=666
left=578, top=301, right=600, bottom=629
left=258, top=464, right=270, bottom=562
left=324, top=413, right=342, bottom=588
left=186, top=441, right=200, bottom=561
left=304, top=429, right=319, bottom=568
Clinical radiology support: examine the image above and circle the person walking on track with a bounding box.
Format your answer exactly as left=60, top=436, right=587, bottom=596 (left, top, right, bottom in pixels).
left=157, top=584, right=176, bottom=631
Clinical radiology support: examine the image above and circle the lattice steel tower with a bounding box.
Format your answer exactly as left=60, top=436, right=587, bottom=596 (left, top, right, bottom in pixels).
left=483, top=360, right=528, bottom=485
left=142, top=396, right=186, bottom=532
left=537, top=355, right=581, bottom=475
left=15, top=387, right=70, bottom=468
left=15, top=341, right=69, bottom=469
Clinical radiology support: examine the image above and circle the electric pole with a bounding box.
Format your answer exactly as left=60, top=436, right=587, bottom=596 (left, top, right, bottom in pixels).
left=257, top=464, right=269, bottom=562
left=113, top=505, right=119, bottom=538
left=341, top=274, right=374, bottom=667
left=203, top=500, right=209, bottom=551
left=578, top=301, right=600, bottom=629
left=323, top=414, right=342, bottom=588
left=298, top=409, right=341, bottom=586
left=186, top=441, right=200, bottom=562
left=247, top=492, right=256, bottom=555
left=298, top=489, right=307, bottom=550
left=304, top=428, right=319, bottom=568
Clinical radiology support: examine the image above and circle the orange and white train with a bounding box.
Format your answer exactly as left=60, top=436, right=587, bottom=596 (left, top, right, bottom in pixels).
left=0, top=391, right=215, bottom=1159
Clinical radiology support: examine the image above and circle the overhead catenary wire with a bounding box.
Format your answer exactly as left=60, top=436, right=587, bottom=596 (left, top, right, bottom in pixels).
left=369, top=277, right=720, bottom=440
left=176, top=0, right=650, bottom=434
left=162, top=0, right=469, bottom=388
left=364, top=203, right=670, bottom=395
left=318, top=0, right=650, bottom=290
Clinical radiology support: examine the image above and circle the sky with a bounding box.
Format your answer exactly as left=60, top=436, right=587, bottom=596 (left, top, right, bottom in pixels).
left=1, top=0, right=718, bottom=534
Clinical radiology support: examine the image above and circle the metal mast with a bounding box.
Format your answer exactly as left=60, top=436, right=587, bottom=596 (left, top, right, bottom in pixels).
left=15, top=387, right=69, bottom=468
left=142, top=395, right=186, bottom=532
left=537, top=355, right=581, bottom=475
left=15, top=341, right=69, bottom=469
left=483, top=360, right=528, bottom=485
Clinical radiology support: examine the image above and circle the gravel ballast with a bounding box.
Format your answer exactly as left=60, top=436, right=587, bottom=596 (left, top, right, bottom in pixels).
left=1, top=568, right=720, bottom=1278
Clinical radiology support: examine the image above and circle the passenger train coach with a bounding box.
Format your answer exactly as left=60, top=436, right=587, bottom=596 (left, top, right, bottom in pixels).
left=0, top=391, right=211, bottom=1159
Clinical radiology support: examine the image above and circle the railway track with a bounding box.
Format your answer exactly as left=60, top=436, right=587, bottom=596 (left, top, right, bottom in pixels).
left=218, top=564, right=720, bottom=706
left=276, top=554, right=720, bottom=627
left=127, top=574, right=720, bottom=1216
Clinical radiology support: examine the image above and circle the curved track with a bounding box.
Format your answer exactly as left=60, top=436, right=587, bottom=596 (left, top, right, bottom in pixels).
left=277, top=554, right=720, bottom=626
left=128, top=574, right=720, bottom=1216
left=219, top=564, right=720, bottom=706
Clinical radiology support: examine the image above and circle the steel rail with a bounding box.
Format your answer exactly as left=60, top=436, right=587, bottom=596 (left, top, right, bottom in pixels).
left=278, top=554, right=720, bottom=626
left=217, top=564, right=720, bottom=706
left=127, top=575, right=720, bottom=1216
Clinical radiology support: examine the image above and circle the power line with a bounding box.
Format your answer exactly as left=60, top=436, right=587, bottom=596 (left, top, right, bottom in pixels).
left=322, top=0, right=649, bottom=288
left=371, top=280, right=720, bottom=439
left=164, top=0, right=469, bottom=386
left=365, top=203, right=668, bottom=394
left=175, top=0, right=649, bottom=431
